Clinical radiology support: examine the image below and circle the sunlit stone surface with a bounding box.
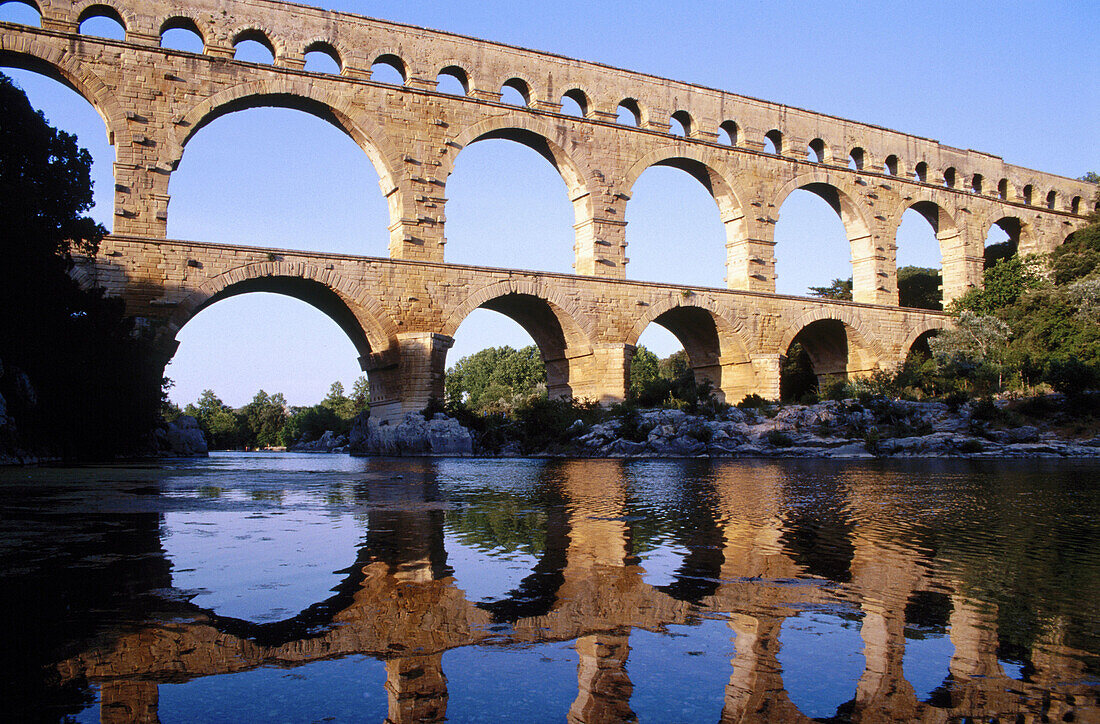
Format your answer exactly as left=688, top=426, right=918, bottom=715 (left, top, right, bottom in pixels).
left=1, top=454, right=1097, bottom=722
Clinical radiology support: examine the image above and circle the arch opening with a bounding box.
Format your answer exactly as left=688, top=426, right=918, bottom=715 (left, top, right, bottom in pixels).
left=233, top=30, right=275, bottom=64
left=370, top=54, right=405, bottom=85
left=1046, top=189, right=1057, bottom=210
left=807, top=138, right=826, bottom=164
left=914, top=161, right=928, bottom=183
left=670, top=110, right=692, bottom=137
left=633, top=306, right=755, bottom=404
left=625, top=157, right=738, bottom=287
left=559, top=88, right=586, bottom=117
left=884, top=154, right=899, bottom=176
left=436, top=65, right=468, bottom=96
left=781, top=319, right=875, bottom=401
left=160, top=17, right=204, bottom=53
left=764, top=129, right=783, bottom=155
left=167, top=284, right=372, bottom=422
left=446, top=293, right=590, bottom=403
left=617, top=98, right=641, bottom=127
left=303, top=42, right=341, bottom=74
left=444, top=129, right=578, bottom=273
left=500, top=78, right=530, bottom=107
left=1023, top=184, right=1034, bottom=205
left=985, top=217, right=1021, bottom=268
left=718, top=120, right=738, bottom=146
left=895, top=206, right=945, bottom=310
left=774, top=183, right=866, bottom=297
left=77, top=5, right=125, bottom=39
left=847, top=147, right=865, bottom=171
left=168, top=103, right=389, bottom=255
left=1071, top=196, right=1082, bottom=215
left=971, top=173, right=983, bottom=194
left=0, top=68, right=116, bottom=228
left=997, top=177, right=1009, bottom=200
left=0, top=1, right=41, bottom=26
left=942, top=167, right=956, bottom=189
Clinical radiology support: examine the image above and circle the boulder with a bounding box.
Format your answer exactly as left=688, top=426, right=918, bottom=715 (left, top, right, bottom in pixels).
left=291, top=430, right=349, bottom=452
left=350, top=411, right=473, bottom=456
left=163, top=415, right=208, bottom=456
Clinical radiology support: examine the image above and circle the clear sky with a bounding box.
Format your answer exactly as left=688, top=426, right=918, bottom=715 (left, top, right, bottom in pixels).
left=2, top=0, right=1097, bottom=407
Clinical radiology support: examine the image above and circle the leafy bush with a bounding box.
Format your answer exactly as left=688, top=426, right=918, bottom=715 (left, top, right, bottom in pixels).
left=765, top=430, right=794, bottom=447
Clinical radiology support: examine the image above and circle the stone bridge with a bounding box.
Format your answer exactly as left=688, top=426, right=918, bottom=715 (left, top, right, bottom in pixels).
left=2, top=0, right=1095, bottom=419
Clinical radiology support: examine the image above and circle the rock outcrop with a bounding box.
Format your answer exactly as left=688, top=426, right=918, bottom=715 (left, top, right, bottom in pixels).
left=290, top=430, right=348, bottom=453
left=349, top=411, right=473, bottom=456
left=155, top=415, right=208, bottom=457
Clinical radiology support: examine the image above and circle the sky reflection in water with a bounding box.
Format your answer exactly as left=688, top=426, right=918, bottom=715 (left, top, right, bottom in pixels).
left=2, top=454, right=1098, bottom=722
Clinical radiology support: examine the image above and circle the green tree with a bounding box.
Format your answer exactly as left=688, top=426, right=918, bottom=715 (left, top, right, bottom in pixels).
left=629, top=346, right=661, bottom=397
left=445, top=346, right=546, bottom=409
left=897, top=266, right=943, bottom=310
left=0, top=73, right=166, bottom=459
left=351, top=375, right=370, bottom=411
left=808, top=278, right=853, bottom=301
left=241, top=390, right=289, bottom=448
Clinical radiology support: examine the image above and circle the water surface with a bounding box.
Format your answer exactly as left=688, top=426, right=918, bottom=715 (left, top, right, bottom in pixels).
left=2, top=454, right=1098, bottom=722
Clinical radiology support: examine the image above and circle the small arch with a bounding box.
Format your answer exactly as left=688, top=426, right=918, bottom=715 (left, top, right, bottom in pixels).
left=943, top=167, right=956, bottom=189
left=914, top=161, right=928, bottom=183
left=233, top=29, right=276, bottom=64
left=500, top=77, right=530, bottom=107
left=848, top=147, right=865, bottom=171
left=807, top=138, right=826, bottom=164
left=1023, top=184, right=1034, bottom=205
left=670, top=110, right=693, bottom=137
left=1046, top=189, right=1057, bottom=210
left=159, top=16, right=204, bottom=53
left=560, top=88, right=587, bottom=117
left=1071, top=196, right=1082, bottom=215
left=436, top=65, right=469, bottom=96
left=303, top=41, right=341, bottom=74
left=0, top=1, right=41, bottom=26
left=997, top=178, right=1009, bottom=200
left=370, top=53, right=406, bottom=85
left=718, top=120, right=738, bottom=146
left=971, top=173, right=983, bottom=194
left=77, top=4, right=126, bottom=40
left=764, top=129, right=783, bottom=155
left=617, top=98, right=641, bottom=127
left=884, top=154, right=899, bottom=176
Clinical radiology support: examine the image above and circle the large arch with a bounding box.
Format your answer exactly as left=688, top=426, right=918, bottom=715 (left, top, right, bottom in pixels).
left=443, top=279, right=595, bottom=399
left=622, top=147, right=744, bottom=287
left=447, top=114, right=595, bottom=269
left=770, top=172, right=877, bottom=303
left=166, top=262, right=398, bottom=362
left=627, top=296, right=757, bottom=403
left=0, top=36, right=128, bottom=155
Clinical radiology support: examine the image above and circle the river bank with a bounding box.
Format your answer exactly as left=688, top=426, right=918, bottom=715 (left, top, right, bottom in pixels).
left=348, top=393, right=1100, bottom=459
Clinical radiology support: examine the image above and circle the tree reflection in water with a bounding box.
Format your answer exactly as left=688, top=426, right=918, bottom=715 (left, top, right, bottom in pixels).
left=1, top=456, right=1097, bottom=722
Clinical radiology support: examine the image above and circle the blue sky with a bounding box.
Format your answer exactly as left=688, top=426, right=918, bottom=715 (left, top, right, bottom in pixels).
left=2, top=0, right=1097, bottom=407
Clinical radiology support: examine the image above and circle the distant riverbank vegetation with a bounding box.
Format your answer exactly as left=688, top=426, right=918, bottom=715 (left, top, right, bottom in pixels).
left=165, top=379, right=369, bottom=450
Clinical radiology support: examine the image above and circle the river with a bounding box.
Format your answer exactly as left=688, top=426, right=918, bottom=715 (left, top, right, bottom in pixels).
left=2, top=454, right=1098, bottom=722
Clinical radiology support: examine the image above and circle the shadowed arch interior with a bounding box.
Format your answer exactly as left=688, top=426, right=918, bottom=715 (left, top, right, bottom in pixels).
left=782, top=318, right=876, bottom=399
left=459, top=292, right=588, bottom=398
left=189, top=276, right=374, bottom=360
left=644, top=305, right=755, bottom=402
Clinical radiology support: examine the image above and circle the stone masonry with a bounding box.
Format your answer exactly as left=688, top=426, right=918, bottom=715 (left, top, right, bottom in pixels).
left=2, top=0, right=1096, bottom=421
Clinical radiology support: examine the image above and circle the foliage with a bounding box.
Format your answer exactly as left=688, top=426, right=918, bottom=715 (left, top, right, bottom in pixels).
left=950, top=255, right=1044, bottom=316
left=445, top=345, right=546, bottom=410
left=897, top=266, right=942, bottom=310
left=629, top=346, right=661, bottom=397
left=0, top=74, right=165, bottom=460
left=1049, top=222, right=1100, bottom=285
left=808, top=278, right=853, bottom=301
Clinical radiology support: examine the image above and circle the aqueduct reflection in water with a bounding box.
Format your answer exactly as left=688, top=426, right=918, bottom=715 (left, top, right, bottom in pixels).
left=9, top=458, right=1098, bottom=722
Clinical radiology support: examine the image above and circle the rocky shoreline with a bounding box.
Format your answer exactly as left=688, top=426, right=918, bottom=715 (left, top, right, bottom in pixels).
left=348, top=395, right=1100, bottom=459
